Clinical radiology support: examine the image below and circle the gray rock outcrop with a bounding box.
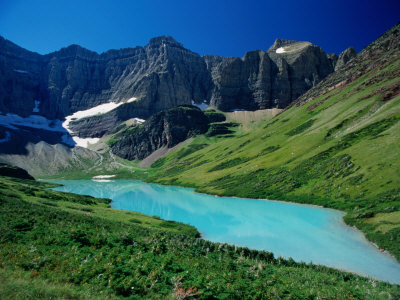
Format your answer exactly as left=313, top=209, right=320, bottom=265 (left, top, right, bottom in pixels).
left=205, top=39, right=336, bottom=111
left=335, top=47, right=357, bottom=71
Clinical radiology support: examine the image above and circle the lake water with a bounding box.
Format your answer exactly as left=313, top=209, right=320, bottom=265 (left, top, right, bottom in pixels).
left=50, top=179, right=400, bottom=284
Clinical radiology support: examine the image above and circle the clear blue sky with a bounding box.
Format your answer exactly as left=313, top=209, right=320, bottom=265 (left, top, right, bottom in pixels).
left=0, top=0, right=399, bottom=57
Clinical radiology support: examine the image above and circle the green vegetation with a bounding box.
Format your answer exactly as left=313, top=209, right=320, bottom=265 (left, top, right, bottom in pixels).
left=206, top=122, right=239, bottom=137
left=174, top=143, right=209, bottom=160
left=208, top=157, right=251, bottom=172
left=286, top=118, right=315, bottom=136
left=204, top=110, right=226, bottom=123
left=147, top=40, right=400, bottom=263
left=1, top=174, right=399, bottom=299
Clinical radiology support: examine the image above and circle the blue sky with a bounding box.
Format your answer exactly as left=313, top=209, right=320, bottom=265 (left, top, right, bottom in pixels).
left=0, top=0, right=399, bottom=57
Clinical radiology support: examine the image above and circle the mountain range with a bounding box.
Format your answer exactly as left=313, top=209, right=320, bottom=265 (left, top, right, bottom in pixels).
left=0, top=34, right=355, bottom=154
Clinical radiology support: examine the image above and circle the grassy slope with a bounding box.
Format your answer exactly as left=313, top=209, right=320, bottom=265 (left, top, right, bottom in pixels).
left=1, top=175, right=399, bottom=299
left=147, top=24, right=400, bottom=261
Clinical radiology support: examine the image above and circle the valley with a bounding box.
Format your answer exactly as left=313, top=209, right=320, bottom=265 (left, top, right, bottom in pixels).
left=0, top=16, right=399, bottom=299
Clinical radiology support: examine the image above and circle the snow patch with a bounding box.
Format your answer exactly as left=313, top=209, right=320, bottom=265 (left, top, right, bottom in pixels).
left=13, top=69, right=29, bottom=74
left=126, top=97, right=138, bottom=103
left=0, top=98, right=139, bottom=149
left=33, top=100, right=40, bottom=113
left=191, top=100, right=209, bottom=110
left=70, top=136, right=100, bottom=148
left=134, top=118, right=145, bottom=124
left=61, top=134, right=98, bottom=148
left=62, top=99, right=137, bottom=132
left=62, top=98, right=137, bottom=148
left=0, top=131, right=11, bottom=143
left=276, top=47, right=286, bottom=54
left=0, top=113, right=65, bottom=132
left=92, top=175, right=116, bottom=179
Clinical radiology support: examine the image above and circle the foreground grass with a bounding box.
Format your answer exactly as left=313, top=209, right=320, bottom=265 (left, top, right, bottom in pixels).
left=1, top=175, right=399, bottom=299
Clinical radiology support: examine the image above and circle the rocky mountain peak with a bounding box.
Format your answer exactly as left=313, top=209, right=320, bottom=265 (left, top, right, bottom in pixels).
left=268, top=39, right=313, bottom=57
left=48, top=44, right=99, bottom=60
left=268, top=38, right=309, bottom=52
left=147, top=36, right=184, bottom=49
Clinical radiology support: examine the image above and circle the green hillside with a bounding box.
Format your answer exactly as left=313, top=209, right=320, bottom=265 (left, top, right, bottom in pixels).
left=147, top=24, right=400, bottom=260
left=1, top=173, right=400, bottom=299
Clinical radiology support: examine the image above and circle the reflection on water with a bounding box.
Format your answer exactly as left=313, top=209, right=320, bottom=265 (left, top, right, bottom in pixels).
left=50, top=179, right=400, bottom=283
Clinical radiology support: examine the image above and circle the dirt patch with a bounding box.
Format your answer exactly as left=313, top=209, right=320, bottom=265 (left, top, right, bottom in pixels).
left=138, top=140, right=190, bottom=168
left=225, top=109, right=282, bottom=128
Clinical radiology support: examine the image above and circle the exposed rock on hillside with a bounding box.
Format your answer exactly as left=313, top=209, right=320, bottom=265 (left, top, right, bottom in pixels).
left=294, top=24, right=399, bottom=107
left=335, top=47, right=357, bottom=71
left=205, top=39, right=335, bottom=111
left=111, top=106, right=210, bottom=160
left=0, top=141, right=104, bottom=177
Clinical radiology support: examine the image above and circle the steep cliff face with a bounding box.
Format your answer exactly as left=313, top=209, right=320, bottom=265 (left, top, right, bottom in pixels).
left=110, top=106, right=210, bottom=160
left=0, top=36, right=45, bottom=117
left=0, top=36, right=212, bottom=120
left=205, top=39, right=336, bottom=111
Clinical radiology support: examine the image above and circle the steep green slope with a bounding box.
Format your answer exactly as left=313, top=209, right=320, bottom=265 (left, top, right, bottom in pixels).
left=1, top=173, right=399, bottom=299
left=147, top=24, right=400, bottom=260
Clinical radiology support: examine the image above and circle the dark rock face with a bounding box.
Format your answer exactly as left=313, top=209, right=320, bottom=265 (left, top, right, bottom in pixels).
left=205, top=39, right=336, bottom=111
left=0, top=163, right=34, bottom=180
left=0, top=35, right=343, bottom=146
left=335, top=47, right=357, bottom=71
left=111, top=106, right=210, bottom=160
left=0, top=37, right=44, bottom=117
left=68, top=110, right=120, bottom=138
left=327, top=53, right=339, bottom=70
left=0, top=36, right=212, bottom=120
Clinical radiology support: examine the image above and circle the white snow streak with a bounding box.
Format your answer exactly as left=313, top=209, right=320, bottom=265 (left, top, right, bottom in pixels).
left=13, top=69, right=29, bottom=74
left=0, top=98, right=140, bottom=149
left=92, top=175, right=116, bottom=179
left=0, top=114, right=64, bottom=132
left=191, top=100, right=209, bottom=110
left=134, top=118, right=145, bottom=124
left=62, top=97, right=137, bottom=148
left=276, top=47, right=286, bottom=54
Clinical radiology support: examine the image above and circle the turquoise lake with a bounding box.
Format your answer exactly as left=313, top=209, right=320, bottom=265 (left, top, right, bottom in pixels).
left=50, top=179, right=400, bottom=284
